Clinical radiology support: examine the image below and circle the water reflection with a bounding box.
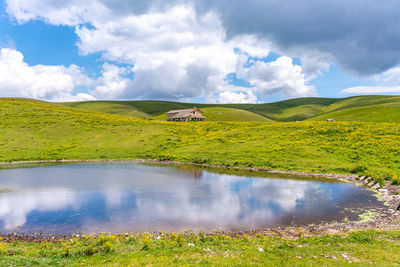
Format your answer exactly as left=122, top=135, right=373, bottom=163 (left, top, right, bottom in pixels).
left=0, top=163, right=384, bottom=234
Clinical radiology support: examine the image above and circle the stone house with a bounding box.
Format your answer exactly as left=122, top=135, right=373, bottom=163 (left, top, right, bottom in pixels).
left=167, top=107, right=205, bottom=121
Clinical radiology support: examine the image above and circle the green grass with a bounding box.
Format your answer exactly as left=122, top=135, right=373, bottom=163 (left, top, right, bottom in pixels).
left=62, top=95, right=400, bottom=122
left=309, top=104, right=400, bottom=122
left=62, top=101, right=151, bottom=119
left=1, top=98, right=400, bottom=183
left=1, top=98, right=400, bottom=265
left=1, top=230, right=400, bottom=266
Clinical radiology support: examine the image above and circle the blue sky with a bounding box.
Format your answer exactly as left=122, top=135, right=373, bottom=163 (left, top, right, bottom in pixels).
left=0, top=0, right=400, bottom=103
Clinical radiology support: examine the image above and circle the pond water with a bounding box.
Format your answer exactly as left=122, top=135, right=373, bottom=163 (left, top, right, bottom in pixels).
left=0, top=162, right=385, bottom=234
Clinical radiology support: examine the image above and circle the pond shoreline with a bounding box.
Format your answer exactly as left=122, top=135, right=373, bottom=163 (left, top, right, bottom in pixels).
left=0, top=158, right=399, bottom=240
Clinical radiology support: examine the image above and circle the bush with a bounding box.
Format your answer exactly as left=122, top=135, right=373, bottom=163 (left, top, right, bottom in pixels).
left=349, top=165, right=367, bottom=174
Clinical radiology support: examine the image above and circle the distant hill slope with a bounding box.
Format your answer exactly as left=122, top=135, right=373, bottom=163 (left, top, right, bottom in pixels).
left=62, top=95, right=400, bottom=122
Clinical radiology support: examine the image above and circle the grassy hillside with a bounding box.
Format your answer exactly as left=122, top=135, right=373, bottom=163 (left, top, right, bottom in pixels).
left=1, top=98, right=400, bottom=184
left=63, top=101, right=151, bottom=119
left=62, top=95, right=400, bottom=122
left=309, top=96, right=400, bottom=122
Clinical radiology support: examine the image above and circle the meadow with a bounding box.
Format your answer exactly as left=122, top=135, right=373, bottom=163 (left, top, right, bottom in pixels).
left=1, top=97, right=400, bottom=265
left=1, top=98, right=400, bottom=185
left=1, top=230, right=400, bottom=266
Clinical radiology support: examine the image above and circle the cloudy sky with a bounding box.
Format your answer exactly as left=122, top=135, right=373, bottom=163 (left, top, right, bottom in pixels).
left=1, top=0, right=400, bottom=103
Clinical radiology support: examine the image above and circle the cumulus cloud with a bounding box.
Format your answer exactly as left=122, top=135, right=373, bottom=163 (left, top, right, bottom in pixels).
left=216, top=90, right=258, bottom=104
left=241, top=56, right=316, bottom=97
left=0, top=48, right=95, bottom=101
left=75, top=5, right=278, bottom=101
left=92, top=63, right=133, bottom=99
left=198, top=0, right=400, bottom=76
left=4, top=1, right=326, bottom=102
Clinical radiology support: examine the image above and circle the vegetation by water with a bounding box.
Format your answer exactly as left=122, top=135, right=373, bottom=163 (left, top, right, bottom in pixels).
left=1, top=98, right=400, bottom=185
left=1, top=230, right=400, bottom=266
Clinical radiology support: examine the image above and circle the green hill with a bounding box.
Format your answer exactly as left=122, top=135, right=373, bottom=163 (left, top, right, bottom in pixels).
left=1, top=97, right=400, bottom=185
left=62, top=95, right=400, bottom=123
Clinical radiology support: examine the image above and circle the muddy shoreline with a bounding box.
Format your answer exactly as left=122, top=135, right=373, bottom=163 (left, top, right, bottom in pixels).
left=0, top=158, right=399, bottom=242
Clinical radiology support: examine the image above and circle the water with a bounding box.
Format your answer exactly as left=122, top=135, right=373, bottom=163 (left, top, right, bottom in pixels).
left=0, top=162, right=384, bottom=234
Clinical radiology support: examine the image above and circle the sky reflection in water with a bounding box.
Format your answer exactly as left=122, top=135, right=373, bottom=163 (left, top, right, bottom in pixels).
left=0, top=163, right=384, bottom=234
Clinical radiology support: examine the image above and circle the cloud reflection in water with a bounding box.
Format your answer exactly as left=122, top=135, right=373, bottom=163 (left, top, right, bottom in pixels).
left=0, top=163, right=383, bottom=233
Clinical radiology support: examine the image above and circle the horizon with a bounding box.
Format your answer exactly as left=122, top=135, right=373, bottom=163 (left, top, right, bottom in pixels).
left=3, top=94, right=399, bottom=105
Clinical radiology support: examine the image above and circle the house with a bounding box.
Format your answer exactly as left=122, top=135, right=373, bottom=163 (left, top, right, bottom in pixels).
left=167, top=107, right=205, bottom=121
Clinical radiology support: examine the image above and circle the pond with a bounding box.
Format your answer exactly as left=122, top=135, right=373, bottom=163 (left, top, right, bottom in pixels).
left=0, top=162, right=385, bottom=234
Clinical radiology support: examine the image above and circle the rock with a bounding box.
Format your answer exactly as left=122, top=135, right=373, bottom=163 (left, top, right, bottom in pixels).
left=368, top=181, right=375, bottom=187
left=378, top=189, right=388, bottom=194
left=359, top=176, right=366, bottom=181
left=326, top=119, right=335, bottom=122
left=373, top=183, right=381, bottom=189
left=258, top=248, right=264, bottom=252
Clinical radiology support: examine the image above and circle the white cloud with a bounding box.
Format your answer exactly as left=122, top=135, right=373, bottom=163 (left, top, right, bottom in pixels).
left=342, top=66, right=400, bottom=94
left=75, top=5, right=272, bottom=101
left=5, top=1, right=320, bottom=103
left=5, top=0, right=108, bottom=25
left=342, top=86, right=400, bottom=94
left=0, top=48, right=96, bottom=101
left=243, top=56, right=317, bottom=97
left=380, top=67, right=400, bottom=85
left=216, top=90, right=258, bottom=104
left=92, top=63, right=133, bottom=99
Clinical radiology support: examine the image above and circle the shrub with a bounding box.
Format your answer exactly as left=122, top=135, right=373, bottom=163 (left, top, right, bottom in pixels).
left=349, top=165, right=367, bottom=174
left=101, top=241, right=114, bottom=254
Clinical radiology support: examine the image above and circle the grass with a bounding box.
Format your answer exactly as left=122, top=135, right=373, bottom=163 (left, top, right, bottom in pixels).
left=1, top=97, right=400, bottom=265
left=61, top=101, right=151, bottom=119
left=1, top=230, right=400, bottom=266
left=62, top=95, right=400, bottom=122
left=1, top=98, right=400, bottom=184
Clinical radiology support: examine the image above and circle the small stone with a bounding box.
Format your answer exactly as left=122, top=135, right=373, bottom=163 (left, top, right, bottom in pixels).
left=368, top=181, right=375, bottom=186
left=359, top=176, right=366, bottom=180
left=258, top=248, right=264, bottom=252
left=373, top=183, right=381, bottom=189
left=341, top=253, right=349, bottom=259
left=188, top=243, right=195, bottom=247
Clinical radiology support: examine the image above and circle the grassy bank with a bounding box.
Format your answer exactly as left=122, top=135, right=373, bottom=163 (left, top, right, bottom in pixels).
left=1, top=98, right=400, bottom=184
left=1, top=230, right=400, bottom=266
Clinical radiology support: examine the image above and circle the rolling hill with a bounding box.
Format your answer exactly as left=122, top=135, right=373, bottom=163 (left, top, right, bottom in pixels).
left=1, top=97, right=400, bottom=185
left=62, top=95, right=400, bottom=122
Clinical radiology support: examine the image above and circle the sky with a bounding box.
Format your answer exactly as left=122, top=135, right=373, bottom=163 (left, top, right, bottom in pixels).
left=1, top=0, right=400, bottom=103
